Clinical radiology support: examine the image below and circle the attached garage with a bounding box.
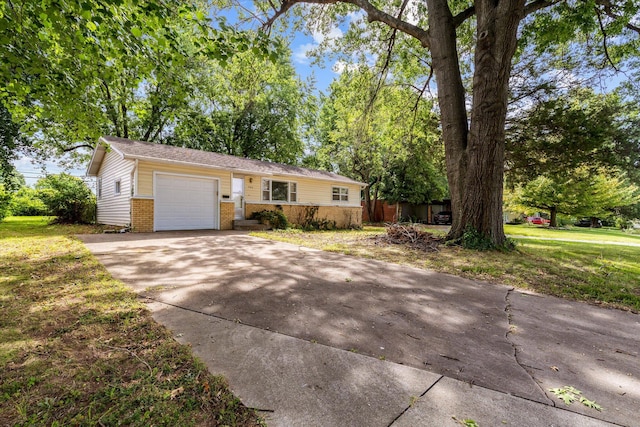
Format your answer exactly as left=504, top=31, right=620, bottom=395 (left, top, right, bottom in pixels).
left=154, top=173, right=218, bottom=231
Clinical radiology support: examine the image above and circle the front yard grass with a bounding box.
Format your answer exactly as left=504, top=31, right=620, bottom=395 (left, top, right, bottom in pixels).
left=0, top=217, right=261, bottom=426
left=251, top=225, right=640, bottom=312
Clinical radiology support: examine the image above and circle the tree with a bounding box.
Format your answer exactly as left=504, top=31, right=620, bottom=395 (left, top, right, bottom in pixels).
left=166, top=46, right=314, bottom=164
left=515, top=168, right=639, bottom=226
left=0, top=168, right=26, bottom=193
left=1, top=0, right=277, bottom=164
left=36, top=174, right=96, bottom=223
left=0, top=104, right=26, bottom=189
left=9, top=188, right=48, bottom=217
left=315, top=67, right=445, bottom=220
left=255, top=0, right=640, bottom=247
left=506, top=87, right=640, bottom=186
left=0, top=185, right=10, bottom=222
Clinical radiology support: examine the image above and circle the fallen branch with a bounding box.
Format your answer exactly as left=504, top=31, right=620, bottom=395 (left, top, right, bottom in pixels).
left=373, top=223, right=442, bottom=252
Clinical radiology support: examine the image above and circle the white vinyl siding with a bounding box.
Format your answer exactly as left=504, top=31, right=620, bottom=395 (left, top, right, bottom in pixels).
left=96, top=150, right=134, bottom=226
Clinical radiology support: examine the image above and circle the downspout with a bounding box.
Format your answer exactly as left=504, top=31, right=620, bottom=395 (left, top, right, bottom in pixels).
left=133, top=159, right=139, bottom=197
left=129, top=159, right=138, bottom=230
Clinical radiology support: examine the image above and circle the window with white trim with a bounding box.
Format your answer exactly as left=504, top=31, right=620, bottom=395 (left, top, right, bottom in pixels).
left=262, top=179, right=297, bottom=202
left=332, top=186, right=349, bottom=202
left=114, top=179, right=121, bottom=196
left=96, top=178, right=102, bottom=199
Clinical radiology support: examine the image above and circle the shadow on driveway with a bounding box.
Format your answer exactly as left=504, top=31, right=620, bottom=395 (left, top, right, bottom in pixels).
left=80, top=231, right=640, bottom=426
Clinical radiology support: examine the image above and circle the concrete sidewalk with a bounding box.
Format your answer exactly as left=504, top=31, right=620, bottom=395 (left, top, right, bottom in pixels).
left=149, top=300, right=613, bottom=426
left=80, top=231, right=639, bottom=426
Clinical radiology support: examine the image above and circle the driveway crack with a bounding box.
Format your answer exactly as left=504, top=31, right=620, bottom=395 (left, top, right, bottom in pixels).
left=387, top=376, right=443, bottom=426
left=504, top=287, right=555, bottom=406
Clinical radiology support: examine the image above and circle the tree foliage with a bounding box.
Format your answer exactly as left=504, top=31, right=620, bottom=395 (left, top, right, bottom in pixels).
left=0, top=0, right=278, bottom=165
left=315, top=67, right=446, bottom=219
left=0, top=184, right=10, bottom=222
left=506, top=87, right=640, bottom=186
left=9, top=187, right=49, bottom=217
left=513, top=168, right=640, bottom=226
left=166, top=46, right=314, bottom=164
left=36, top=174, right=96, bottom=223
left=0, top=104, right=26, bottom=188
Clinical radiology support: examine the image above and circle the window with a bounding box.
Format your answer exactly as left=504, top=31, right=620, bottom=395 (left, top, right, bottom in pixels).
left=262, top=179, right=297, bottom=202
left=114, top=179, right=121, bottom=196
left=332, top=187, right=349, bottom=202
left=96, top=178, right=102, bottom=199
left=290, top=183, right=297, bottom=202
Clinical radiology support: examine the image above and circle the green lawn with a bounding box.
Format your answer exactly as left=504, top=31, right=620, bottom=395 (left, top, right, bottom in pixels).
left=0, top=217, right=261, bottom=426
left=504, top=223, right=640, bottom=244
left=252, top=224, right=640, bottom=312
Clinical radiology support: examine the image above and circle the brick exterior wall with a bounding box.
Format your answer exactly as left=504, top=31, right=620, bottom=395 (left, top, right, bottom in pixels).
left=245, top=203, right=362, bottom=229
left=220, top=202, right=234, bottom=230
left=131, top=198, right=357, bottom=232
left=131, top=198, right=154, bottom=232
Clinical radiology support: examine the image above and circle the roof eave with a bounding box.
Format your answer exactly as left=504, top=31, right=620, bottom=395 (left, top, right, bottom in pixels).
left=86, top=144, right=105, bottom=176
left=86, top=137, right=127, bottom=176
left=121, top=153, right=365, bottom=186
left=121, top=153, right=275, bottom=177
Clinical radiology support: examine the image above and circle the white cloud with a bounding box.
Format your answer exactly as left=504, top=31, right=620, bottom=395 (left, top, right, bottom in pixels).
left=332, top=60, right=358, bottom=74
left=293, top=24, right=344, bottom=64
left=293, top=43, right=316, bottom=64
left=313, top=26, right=343, bottom=44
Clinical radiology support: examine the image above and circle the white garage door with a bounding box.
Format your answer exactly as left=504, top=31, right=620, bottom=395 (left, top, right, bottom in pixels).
left=155, top=173, right=217, bottom=231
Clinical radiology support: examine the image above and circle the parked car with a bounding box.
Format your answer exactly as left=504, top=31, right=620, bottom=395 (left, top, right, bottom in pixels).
left=433, top=211, right=452, bottom=225
left=527, top=216, right=550, bottom=225
left=575, top=218, right=602, bottom=228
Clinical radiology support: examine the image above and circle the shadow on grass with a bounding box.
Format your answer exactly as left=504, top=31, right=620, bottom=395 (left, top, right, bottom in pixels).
left=0, top=223, right=261, bottom=426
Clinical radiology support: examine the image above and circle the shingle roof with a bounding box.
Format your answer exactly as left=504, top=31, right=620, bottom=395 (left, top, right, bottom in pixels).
left=91, top=136, right=364, bottom=186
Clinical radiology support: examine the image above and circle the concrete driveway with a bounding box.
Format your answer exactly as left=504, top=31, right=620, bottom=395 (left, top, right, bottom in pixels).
left=80, top=231, right=640, bottom=426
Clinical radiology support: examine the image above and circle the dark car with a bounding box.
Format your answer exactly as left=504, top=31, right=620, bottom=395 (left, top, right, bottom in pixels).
left=433, top=211, right=452, bottom=225
left=575, top=218, right=602, bottom=228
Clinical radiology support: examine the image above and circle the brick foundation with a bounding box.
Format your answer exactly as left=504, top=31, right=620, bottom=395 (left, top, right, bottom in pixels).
left=131, top=198, right=154, bottom=232
left=220, top=202, right=234, bottom=230
left=245, top=204, right=362, bottom=229
left=131, top=199, right=325, bottom=232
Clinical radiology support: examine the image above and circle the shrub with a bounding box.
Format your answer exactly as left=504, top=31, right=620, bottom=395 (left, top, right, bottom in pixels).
left=249, top=209, right=288, bottom=229
left=0, top=184, right=10, bottom=222
left=36, top=173, right=96, bottom=223
left=9, top=187, right=48, bottom=216
left=300, top=206, right=336, bottom=231
left=461, top=226, right=515, bottom=251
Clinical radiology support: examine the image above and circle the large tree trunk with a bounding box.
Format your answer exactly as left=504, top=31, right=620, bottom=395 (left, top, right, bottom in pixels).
left=550, top=206, right=557, bottom=228
left=427, top=0, right=468, bottom=239
left=428, top=0, right=524, bottom=247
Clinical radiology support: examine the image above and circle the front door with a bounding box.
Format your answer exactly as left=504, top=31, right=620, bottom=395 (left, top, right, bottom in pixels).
left=232, top=177, right=244, bottom=220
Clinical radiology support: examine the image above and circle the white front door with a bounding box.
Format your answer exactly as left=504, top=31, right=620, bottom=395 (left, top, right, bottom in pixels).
left=155, top=173, right=217, bottom=231
left=232, top=177, right=244, bottom=220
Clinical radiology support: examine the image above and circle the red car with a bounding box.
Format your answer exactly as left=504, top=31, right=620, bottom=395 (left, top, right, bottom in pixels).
left=527, top=216, right=550, bottom=225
